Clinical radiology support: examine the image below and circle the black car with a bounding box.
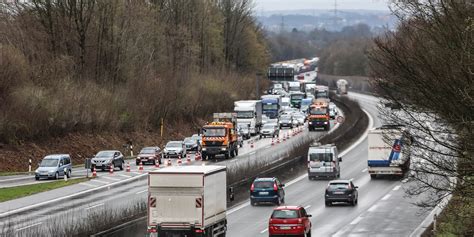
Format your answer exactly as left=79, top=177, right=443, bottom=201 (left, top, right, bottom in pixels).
left=325, top=180, right=358, bottom=206
left=91, top=150, right=125, bottom=171
left=250, top=177, right=285, bottom=206
left=183, top=137, right=199, bottom=152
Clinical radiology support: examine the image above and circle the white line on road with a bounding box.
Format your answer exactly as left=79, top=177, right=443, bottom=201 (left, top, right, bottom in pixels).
left=368, top=205, right=378, bottom=212
left=260, top=228, right=268, bottom=234
left=350, top=216, right=363, bottom=225
left=119, top=174, right=132, bottom=178
left=16, top=222, right=42, bottom=231
left=78, top=182, right=98, bottom=188
left=131, top=172, right=141, bottom=175
left=392, top=185, right=401, bottom=191
left=86, top=203, right=104, bottom=210
left=249, top=151, right=256, bottom=155
left=361, top=168, right=367, bottom=173
left=101, top=176, right=120, bottom=181
left=381, top=194, right=391, bottom=201
left=136, top=189, right=147, bottom=195
left=90, top=179, right=110, bottom=184
left=304, top=205, right=311, bottom=209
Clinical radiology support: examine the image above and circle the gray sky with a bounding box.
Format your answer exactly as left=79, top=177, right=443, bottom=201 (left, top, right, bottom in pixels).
left=255, top=0, right=390, bottom=11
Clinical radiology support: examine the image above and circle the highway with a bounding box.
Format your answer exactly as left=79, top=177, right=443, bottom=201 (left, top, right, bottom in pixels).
left=226, top=92, right=433, bottom=236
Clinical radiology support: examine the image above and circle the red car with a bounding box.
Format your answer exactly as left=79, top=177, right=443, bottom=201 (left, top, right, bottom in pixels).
left=268, top=206, right=312, bottom=237
left=297, top=74, right=305, bottom=80
left=136, top=146, right=162, bottom=165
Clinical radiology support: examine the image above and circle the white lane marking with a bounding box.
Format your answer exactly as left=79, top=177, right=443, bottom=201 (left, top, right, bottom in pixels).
left=249, top=151, right=256, bottom=155
left=78, top=182, right=98, bottom=188
left=119, top=174, right=132, bottom=178
left=16, top=222, right=42, bottom=231
left=392, top=185, right=401, bottom=191
left=260, top=228, right=268, bottom=234
left=230, top=160, right=238, bottom=163
left=86, top=203, right=104, bottom=210
left=89, top=179, right=110, bottom=184
left=304, top=205, right=311, bottom=209
left=228, top=110, right=374, bottom=216
left=136, top=189, right=147, bottom=195
left=361, top=168, right=367, bottom=173
left=131, top=172, right=141, bottom=175
left=350, top=216, right=363, bottom=225
left=101, top=176, right=120, bottom=181
left=368, top=205, right=378, bottom=212
left=381, top=194, right=391, bottom=201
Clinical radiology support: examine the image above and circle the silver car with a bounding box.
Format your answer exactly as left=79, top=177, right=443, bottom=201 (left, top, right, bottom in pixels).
left=35, top=154, right=72, bottom=180
left=91, top=150, right=125, bottom=171
left=260, top=123, right=280, bottom=138
left=163, top=141, right=186, bottom=158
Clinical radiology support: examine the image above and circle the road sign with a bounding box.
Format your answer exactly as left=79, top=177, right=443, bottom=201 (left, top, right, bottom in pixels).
left=336, top=116, right=345, bottom=123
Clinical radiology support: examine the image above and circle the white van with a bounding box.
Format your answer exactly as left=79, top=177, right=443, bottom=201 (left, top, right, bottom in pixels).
left=307, top=143, right=341, bottom=180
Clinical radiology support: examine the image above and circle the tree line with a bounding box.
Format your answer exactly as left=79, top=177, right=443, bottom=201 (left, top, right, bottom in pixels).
left=0, top=0, right=269, bottom=143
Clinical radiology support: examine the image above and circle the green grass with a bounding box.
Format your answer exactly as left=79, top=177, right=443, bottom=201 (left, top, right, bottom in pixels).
left=0, top=171, right=31, bottom=176
left=0, top=177, right=90, bottom=202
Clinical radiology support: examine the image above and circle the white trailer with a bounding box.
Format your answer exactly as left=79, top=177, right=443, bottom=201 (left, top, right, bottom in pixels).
left=368, top=126, right=411, bottom=178
left=234, top=100, right=262, bottom=135
left=147, top=166, right=228, bottom=236
left=336, top=79, right=348, bottom=95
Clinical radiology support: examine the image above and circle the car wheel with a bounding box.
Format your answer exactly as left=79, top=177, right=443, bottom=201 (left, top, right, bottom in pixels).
left=119, top=161, right=124, bottom=170
left=306, top=230, right=312, bottom=237
left=35, top=176, right=39, bottom=181
left=276, top=197, right=281, bottom=206
left=67, top=170, right=71, bottom=178
left=355, top=198, right=358, bottom=205
left=235, top=149, right=238, bottom=156
left=325, top=201, right=331, bottom=206
left=55, top=172, right=59, bottom=180
left=370, top=174, right=376, bottom=179
left=136, top=161, right=140, bottom=166
left=351, top=199, right=356, bottom=206
left=250, top=200, right=256, bottom=206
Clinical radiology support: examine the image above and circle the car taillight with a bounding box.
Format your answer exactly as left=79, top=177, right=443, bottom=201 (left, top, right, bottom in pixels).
left=195, top=229, right=203, bottom=233
left=250, top=183, right=255, bottom=192
left=273, top=183, right=278, bottom=191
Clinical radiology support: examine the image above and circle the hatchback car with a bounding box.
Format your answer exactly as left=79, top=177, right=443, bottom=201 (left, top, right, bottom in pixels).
left=35, top=154, right=72, bottom=180
left=91, top=150, right=125, bottom=171
left=268, top=206, right=312, bottom=237
left=183, top=137, right=199, bottom=152
left=260, top=123, right=280, bottom=138
left=136, top=146, right=161, bottom=165
left=325, top=180, right=359, bottom=206
left=250, top=177, right=285, bottom=206
left=163, top=141, right=186, bottom=158
left=279, top=115, right=294, bottom=129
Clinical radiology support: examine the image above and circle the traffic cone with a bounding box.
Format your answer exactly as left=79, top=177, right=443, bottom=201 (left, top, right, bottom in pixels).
left=92, top=167, right=97, bottom=178
left=287, top=133, right=290, bottom=140
left=186, top=154, right=191, bottom=164
left=195, top=152, right=201, bottom=161
left=139, top=161, right=144, bottom=172
left=283, top=134, right=286, bottom=141
left=126, top=162, right=131, bottom=172
left=271, top=138, right=275, bottom=146
left=277, top=136, right=281, bottom=143
left=167, top=158, right=172, bottom=166
left=155, top=160, right=160, bottom=168
left=178, top=155, right=182, bottom=166
left=109, top=164, right=114, bottom=174
left=250, top=140, right=254, bottom=148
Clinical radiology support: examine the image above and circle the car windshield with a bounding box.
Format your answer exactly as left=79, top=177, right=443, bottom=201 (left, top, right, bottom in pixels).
left=291, top=95, right=304, bottom=100
left=280, top=115, right=291, bottom=121
left=95, top=151, right=115, bottom=158
left=167, top=142, right=182, bottom=148
left=328, top=183, right=350, bottom=190
left=190, top=136, right=200, bottom=142
left=140, top=148, right=155, bottom=154
left=263, top=124, right=274, bottom=129
left=310, top=107, right=327, bottom=115
left=236, top=111, right=254, bottom=118
left=263, top=104, right=278, bottom=110
left=272, top=210, right=299, bottom=219
left=254, top=181, right=274, bottom=189
left=301, top=100, right=312, bottom=106
left=184, top=138, right=194, bottom=143
left=203, top=128, right=226, bottom=137
left=309, top=152, right=333, bottom=162
left=40, top=159, right=58, bottom=167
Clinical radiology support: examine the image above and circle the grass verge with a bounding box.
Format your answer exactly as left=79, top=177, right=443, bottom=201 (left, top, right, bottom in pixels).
left=0, top=172, right=30, bottom=177
left=0, top=177, right=89, bottom=203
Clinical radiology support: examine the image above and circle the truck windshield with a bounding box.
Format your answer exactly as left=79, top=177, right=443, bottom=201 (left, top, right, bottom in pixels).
left=310, top=108, right=327, bottom=115
left=289, top=87, right=299, bottom=91
left=203, top=128, right=226, bottom=137
left=236, top=111, right=254, bottom=118
left=316, top=91, right=328, bottom=98
left=309, top=153, right=333, bottom=162
left=40, top=159, right=59, bottom=167
left=263, top=104, right=278, bottom=110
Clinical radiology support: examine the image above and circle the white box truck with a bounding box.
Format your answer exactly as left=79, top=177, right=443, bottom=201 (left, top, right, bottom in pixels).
left=147, top=166, right=229, bottom=236
left=234, top=100, right=262, bottom=135
left=368, top=125, right=411, bottom=178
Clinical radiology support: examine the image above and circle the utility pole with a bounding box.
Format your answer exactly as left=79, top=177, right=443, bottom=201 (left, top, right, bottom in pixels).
left=256, top=73, right=262, bottom=99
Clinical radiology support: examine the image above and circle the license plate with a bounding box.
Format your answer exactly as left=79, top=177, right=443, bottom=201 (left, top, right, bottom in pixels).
left=334, top=191, right=344, bottom=194
left=280, top=226, right=291, bottom=230
left=142, top=159, right=148, bottom=161
left=259, top=192, right=269, bottom=195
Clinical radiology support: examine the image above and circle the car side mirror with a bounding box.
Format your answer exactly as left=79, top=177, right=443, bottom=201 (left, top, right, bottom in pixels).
left=338, top=157, right=342, bottom=162
left=354, top=186, right=359, bottom=189
left=307, top=214, right=312, bottom=217
left=279, top=184, right=285, bottom=187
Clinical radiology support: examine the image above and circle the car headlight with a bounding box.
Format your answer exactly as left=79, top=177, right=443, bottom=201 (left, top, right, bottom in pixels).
left=202, top=148, right=207, bottom=151
left=309, top=122, right=312, bottom=124
left=49, top=170, right=55, bottom=173
left=324, top=122, right=328, bottom=124
left=163, top=149, right=168, bottom=153
left=221, top=148, right=227, bottom=151
left=348, top=194, right=352, bottom=196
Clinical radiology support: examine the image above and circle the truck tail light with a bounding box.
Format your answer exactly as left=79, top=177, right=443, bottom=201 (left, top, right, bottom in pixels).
left=273, top=183, right=278, bottom=191
left=250, top=183, right=255, bottom=191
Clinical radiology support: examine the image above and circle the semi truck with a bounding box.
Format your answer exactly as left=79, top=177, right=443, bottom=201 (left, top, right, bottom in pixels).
left=234, top=100, right=263, bottom=135
left=302, top=82, right=317, bottom=95
left=261, top=95, right=281, bottom=119
left=336, top=79, right=348, bottom=94
left=367, top=125, right=411, bottom=178
left=307, top=99, right=330, bottom=131
left=289, top=92, right=305, bottom=109
left=201, top=113, right=239, bottom=160
left=287, top=81, right=301, bottom=93
left=315, top=85, right=329, bottom=99
left=147, top=166, right=232, bottom=236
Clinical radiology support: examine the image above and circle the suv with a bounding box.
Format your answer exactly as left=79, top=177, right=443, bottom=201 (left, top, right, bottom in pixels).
left=260, top=123, right=280, bottom=138
left=91, top=150, right=125, bottom=171
left=250, top=177, right=285, bottom=206
left=325, top=180, right=359, bottom=206
left=268, top=206, right=312, bottom=237
left=35, top=154, right=72, bottom=180
left=163, top=141, right=186, bottom=158
left=136, top=146, right=161, bottom=165
left=183, top=137, right=199, bottom=152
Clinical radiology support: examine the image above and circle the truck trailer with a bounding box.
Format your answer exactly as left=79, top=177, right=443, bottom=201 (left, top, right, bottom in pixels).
left=234, top=100, right=263, bottom=135
left=367, top=125, right=411, bottom=178
left=147, top=166, right=230, bottom=236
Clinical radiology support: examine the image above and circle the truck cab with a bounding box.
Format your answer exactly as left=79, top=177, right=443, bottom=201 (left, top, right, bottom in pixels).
left=261, top=95, right=281, bottom=119
left=289, top=92, right=305, bottom=109
left=201, top=113, right=239, bottom=160
left=307, top=99, right=330, bottom=131
left=307, top=143, right=341, bottom=180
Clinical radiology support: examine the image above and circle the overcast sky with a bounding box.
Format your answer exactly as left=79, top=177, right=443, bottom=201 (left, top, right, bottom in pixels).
left=255, top=0, right=390, bottom=11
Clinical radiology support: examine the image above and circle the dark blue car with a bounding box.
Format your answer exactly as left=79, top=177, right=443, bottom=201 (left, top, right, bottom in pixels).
left=250, top=177, right=285, bottom=206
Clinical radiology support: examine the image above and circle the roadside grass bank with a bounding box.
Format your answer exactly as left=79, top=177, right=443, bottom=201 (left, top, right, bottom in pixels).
left=0, top=177, right=89, bottom=203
